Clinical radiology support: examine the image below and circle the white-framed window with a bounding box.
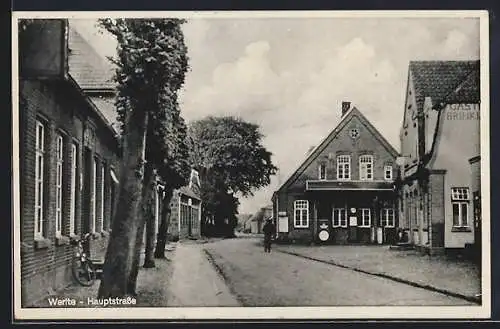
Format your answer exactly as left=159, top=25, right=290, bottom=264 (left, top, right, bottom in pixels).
left=55, top=134, right=64, bottom=237
left=384, top=165, right=393, bottom=181
left=337, top=155, right=351, bottom=180
left=332, top=208, right=347, bottom=227
left=381, top=208, right=395, bottom=227
left=69, top=143, right=77, bottom=235
left=359, top=155, right=373, bottom=180
left=91, top=158, right=97, bottom=233
left=34, top=120, right=45, bottom=239
left=360, top=208, right=371, bottom=227
left=100, top=164, right=105, bottom=232
left=318, top=163, right=327, bottom=180
left=294, top=200, right=309, bottom=228
left=451, top=187, right=470, bottom=227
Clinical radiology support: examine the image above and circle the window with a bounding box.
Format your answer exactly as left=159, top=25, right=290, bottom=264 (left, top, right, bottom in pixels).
left=100, top=164, right=105, bottom=232
left=452, top=187, right=470, bottom=227
left=384, top=165, right=393, bottom=181
left=381, top=208, right=395, bottom=227
left=318, top=163, right=327, bottom=180
left=34, top=120, right=45, bottom=239
left=360, top=208, right=371, bottom=227
left=55, top=134, right=64, bottom=237
left=337, top=155, right=351, bottom=180
left=69, top=143, right=78, bottom=234
left=70, top=143, right=77, bottom=235
left=294, top=200, right=309, bottom=228
left=91, top=158, right=97, bottom=233
left=332, top=208, right=347, bottom=227
left=359, top=155, right=373, bottom=180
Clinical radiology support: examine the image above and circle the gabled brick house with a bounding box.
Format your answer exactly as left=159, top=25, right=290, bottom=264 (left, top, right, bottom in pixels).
left=398, top=60, right=480, bottom=254
left=272, top=102, right=399, bottom=245
left=18, top=19, right=121, bottom=306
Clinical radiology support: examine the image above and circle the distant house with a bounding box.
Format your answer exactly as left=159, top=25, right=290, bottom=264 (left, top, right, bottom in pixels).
left=235, top=214, right=252, bottom=232
left=248, top=204, right=273, bottom=234
left=398, top=60, right=480, bottom=254
left=18, top=20, right=121, bottom=306
left=272, top=102, right=399, bottom=245
left=167, top=169, right=202, bottom=240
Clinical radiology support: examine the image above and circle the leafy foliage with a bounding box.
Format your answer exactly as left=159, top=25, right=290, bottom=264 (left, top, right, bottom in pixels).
left=189, top=116, right=277, bottom=236
left=189, top=116, right=277, bottom=197
left=98, top=18, right=191, bottom=188
left=96, top=18, right=190, bottom=296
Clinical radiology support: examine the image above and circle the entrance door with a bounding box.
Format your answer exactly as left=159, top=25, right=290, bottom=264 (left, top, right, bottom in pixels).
left=316, top=202, right=332, bottom=242
left=348, top=207, right=358, bottom=242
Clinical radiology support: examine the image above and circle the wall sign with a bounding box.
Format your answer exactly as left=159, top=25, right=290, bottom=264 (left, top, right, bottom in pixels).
left=318, top=230, right=330, bottom=241
left=349, top=216, right=357, bottom=226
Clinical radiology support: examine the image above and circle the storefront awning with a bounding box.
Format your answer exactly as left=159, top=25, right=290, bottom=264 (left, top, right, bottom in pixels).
left=306, top=180, right=395, bottom=191
left=110, top=169, right=119, bottom=184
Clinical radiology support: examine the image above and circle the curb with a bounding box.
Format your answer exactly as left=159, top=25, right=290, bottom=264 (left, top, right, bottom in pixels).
left=202, top=249, right=245, bottom=306
left=277, top=249, right=481, bottom=305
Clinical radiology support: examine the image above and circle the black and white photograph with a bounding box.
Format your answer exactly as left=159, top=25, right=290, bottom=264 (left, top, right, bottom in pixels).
left=12, top=10, right=490, bottom=320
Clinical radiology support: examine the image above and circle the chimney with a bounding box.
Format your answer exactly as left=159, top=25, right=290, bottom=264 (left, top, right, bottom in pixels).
left=341, top=101, right=351, bottom=116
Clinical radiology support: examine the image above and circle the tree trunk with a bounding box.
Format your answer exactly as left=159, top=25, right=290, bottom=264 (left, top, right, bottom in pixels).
left=98, top=110, right=149, bottom=299
left=143, top=172, right=157, bottom=268
left=127, top=162, right=154, bottom=294
left=154, top=189, right=174, bottom=259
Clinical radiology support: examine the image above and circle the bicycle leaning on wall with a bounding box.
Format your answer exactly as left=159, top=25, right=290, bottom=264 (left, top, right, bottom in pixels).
left=71, top=232, right=96, bottom=287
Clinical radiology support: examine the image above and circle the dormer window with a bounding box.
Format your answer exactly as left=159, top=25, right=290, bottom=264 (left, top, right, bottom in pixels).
left=318, top=163, right=327, bottom=180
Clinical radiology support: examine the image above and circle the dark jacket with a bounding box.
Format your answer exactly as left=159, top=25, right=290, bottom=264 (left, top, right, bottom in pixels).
left=263, top=221, right=276, bottom=237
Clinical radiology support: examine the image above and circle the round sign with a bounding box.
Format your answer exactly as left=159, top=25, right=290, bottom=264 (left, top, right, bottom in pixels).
left=350, top=208, right=356, bottom=213
left=318, top=230, right=330, bottom=241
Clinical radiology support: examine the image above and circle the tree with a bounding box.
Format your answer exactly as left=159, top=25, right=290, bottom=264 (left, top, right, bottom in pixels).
left=97, top=18, right=189, bottom=298
left=188, top=116, right=277, bottom=237
left=152, top=101, right=191, bottom=260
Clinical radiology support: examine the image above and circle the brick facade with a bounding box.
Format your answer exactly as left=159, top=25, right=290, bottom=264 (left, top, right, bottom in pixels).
left=18, top=19, right=121, bottom=306
left=19, top=77, right=121, bottom=306
left=273, top=105, right=399, bottom=245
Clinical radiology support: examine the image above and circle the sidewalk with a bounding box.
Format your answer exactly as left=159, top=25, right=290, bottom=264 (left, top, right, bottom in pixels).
left=275, top=244, right=481, bottom=303
left=29, top=244, right=178, bottom=308
left=166, top=243, right=240, bottom=307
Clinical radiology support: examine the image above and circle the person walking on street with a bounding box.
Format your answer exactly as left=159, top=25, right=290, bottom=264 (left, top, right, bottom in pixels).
left=263, top=219, right=276, bottom=253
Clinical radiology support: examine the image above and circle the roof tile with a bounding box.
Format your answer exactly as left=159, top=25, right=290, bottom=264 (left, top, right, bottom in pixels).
left=409, top=60, right=479, bottom=109
left=68, top=26, right=115, bottom=90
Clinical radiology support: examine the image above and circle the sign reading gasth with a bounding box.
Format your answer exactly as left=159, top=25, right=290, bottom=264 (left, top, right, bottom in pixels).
left=446, top=103, right=480, bottom=120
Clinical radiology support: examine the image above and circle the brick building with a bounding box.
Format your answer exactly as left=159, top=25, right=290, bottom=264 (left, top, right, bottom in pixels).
left=397, top=60, right=480, bottom=254
left=18, top=19, right=121, bottom=306
left=272, top=102, right=399, bottom=245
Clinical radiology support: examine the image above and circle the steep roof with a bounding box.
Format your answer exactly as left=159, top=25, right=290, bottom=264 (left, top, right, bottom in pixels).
left=444, top=68, right=480, bottom=104
left=68, top=26, right=115, bottom=90
left=409, top=60, right=479, bottom=110
left=275, top=106, right=399, bottom=194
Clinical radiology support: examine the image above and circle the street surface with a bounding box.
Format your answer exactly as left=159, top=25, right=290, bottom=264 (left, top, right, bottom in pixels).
left=199, top=238, right=474, bottom=307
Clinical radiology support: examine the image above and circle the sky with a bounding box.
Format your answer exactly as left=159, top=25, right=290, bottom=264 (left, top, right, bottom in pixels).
left=70, top=15, right=480, bottom=215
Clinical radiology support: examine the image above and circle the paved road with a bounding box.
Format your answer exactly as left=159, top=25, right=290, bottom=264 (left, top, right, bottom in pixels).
left=203, top=238, right=475, bottom=307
